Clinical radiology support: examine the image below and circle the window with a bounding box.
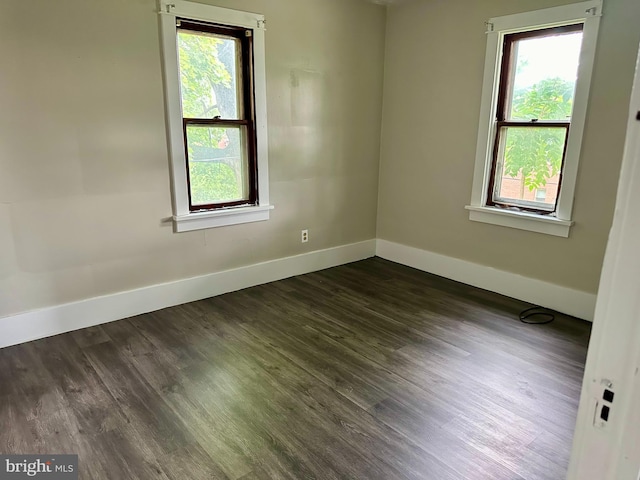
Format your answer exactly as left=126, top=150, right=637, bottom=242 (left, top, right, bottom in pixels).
left=178, top=21, right=256, bottom=210
left=489, top=24, right=582, bottom=213
left=158, top=0, right=271, bottom=232
left=467, top=1, right=602, bottom=237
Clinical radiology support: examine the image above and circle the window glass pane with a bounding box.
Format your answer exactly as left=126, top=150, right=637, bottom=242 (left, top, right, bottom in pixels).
left=177, top=29, right=241, bottom=119
left=507, top=30, right=582, bottom=121
left=186, top=125, right=248, bottom=206
left=535, top=188, right=547, bottom=202
left=494, top=127, right=566, bottom=209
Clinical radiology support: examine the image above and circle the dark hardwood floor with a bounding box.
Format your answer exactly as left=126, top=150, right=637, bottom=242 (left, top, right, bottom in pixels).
left=0, top=258, right=591, bottom=479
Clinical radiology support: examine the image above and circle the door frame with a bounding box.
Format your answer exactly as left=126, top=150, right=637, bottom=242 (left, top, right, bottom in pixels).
left=567, top=44, right=640, bottom=480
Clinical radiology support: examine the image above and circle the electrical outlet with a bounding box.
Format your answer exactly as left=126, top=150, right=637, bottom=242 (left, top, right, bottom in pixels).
left=301, top=229, right=309, bottom=243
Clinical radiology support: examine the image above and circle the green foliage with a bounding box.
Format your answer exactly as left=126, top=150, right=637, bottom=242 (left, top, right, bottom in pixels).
left=504, top=78, right=574, bottom=191
left=178, top=31, right=230, bottom=118
left=511, top=77, right=574, bottom=121
left=189, top=162, right=240, bottom=205
left=186, top=125, right=227, bottom=160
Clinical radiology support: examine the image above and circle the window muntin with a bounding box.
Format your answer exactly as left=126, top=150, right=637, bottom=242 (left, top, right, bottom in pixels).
left=487, top=24, right=583, bottom=213
left=177, top=20, right=257, bottom=211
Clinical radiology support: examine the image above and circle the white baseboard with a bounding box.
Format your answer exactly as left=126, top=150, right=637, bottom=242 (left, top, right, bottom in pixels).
left=0, top=237, right=597, bottom=350
left=376, top=239, right=596, bottom=321
left=0, top=240, right=376, bottom=349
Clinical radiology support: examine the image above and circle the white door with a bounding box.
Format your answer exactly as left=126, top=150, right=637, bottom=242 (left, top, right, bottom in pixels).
left=567, top=46, right=640, bottom=480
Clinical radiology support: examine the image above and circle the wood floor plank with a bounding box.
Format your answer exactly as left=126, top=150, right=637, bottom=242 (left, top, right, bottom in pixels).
left=126, top=309, right=373, bottom=479
left=202, top=310, right=462, bottom=480
left=0, top=344, right=81, bottom=454
left=0, top=258, right=591, bottom=479
left=128, top=312, right=325, bottom=479
left=70, top=325, right=111, bottom=349
left=30, top=349, right=152, bottom=479
left=441, top=411, right=566, bottom=480
left=230, top=293, right=529, bottom=479
left=527, top=429, right=576, bottom=471
left=83, top=341, right=198, bottom=456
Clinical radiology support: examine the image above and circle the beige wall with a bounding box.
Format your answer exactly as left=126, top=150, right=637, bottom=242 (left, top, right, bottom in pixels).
left=377, top=0, right=640, bottom=294
left=2, top=0, right=637, bottom=319
left=0, top=0, right=386, bottom=317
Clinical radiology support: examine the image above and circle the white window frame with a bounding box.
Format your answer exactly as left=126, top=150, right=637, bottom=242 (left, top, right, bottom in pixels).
left=466, top=0, right=602, bottom=237
left=158, top=0, right=272, bottom=233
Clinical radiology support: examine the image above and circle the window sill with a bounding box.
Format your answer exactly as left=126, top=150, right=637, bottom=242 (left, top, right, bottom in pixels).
left=465, top=205, right=573, bottom=237
left=173, top=204, right=274, bottom=232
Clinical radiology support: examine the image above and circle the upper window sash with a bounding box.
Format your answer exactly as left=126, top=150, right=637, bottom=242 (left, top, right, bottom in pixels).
left=177, top=19, right=251, bottom=123
left=495, top=24, right=583, bottom=123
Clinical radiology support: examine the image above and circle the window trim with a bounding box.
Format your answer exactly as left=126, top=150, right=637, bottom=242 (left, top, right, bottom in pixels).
left=467, top=0, right=602, bottom=237
left=158, top=0, right=272, bottom=232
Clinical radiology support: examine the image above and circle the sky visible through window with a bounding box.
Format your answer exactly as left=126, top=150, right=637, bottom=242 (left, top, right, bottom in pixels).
left=513, top=32, right=583, bottom=91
